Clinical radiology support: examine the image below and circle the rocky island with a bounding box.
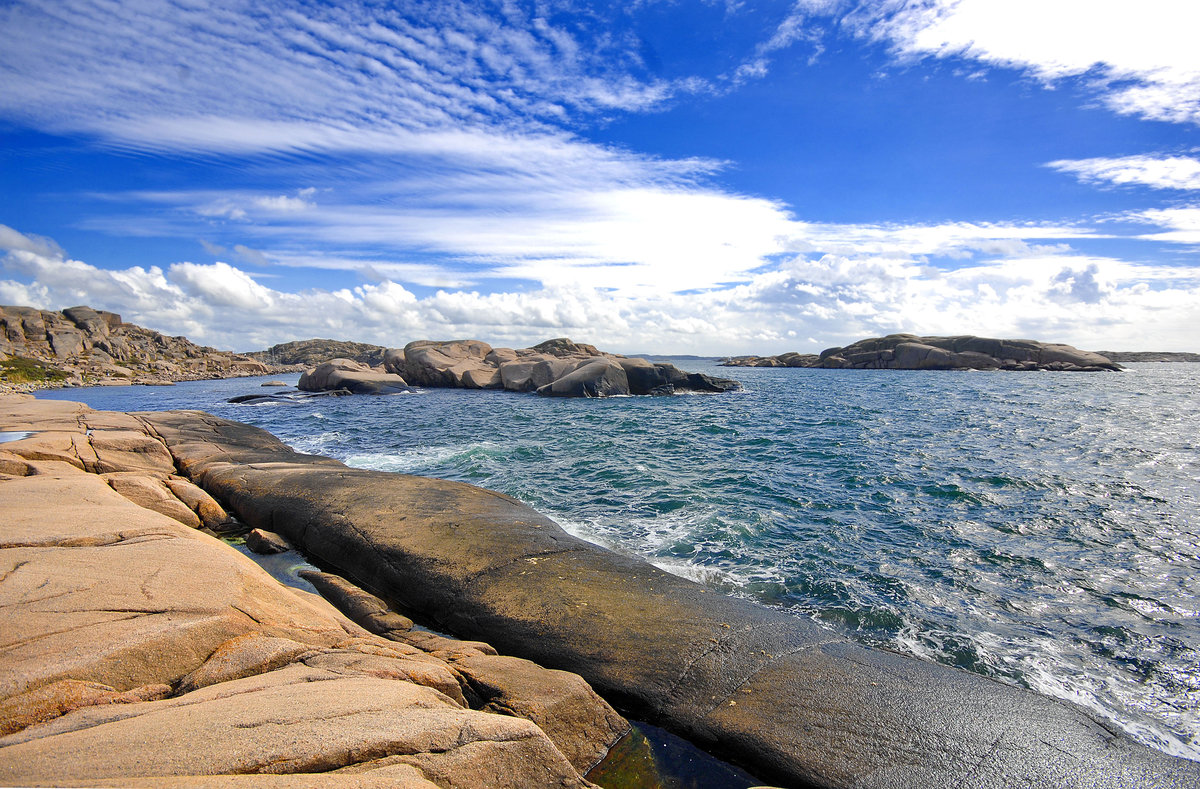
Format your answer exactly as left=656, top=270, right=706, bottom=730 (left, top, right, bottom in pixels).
left=722, top=333, right=1123, bottom=371
left=296, top=337, right=741, bottom=398
left=3, top=394, right=1197, bottom=787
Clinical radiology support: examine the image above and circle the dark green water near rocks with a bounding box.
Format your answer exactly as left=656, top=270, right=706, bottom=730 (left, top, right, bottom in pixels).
left=39, top=361, right=1200, bottom=764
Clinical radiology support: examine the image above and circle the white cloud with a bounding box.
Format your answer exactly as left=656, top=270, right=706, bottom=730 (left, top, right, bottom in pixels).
left=0, top=0, right=689, bottom=153
left=4, top=227, right=1198, bottom=354
left=1048, top=155, right=1200, bottom=190
left=1133, top=207, right=1200, bottom=245
left=851, top=0, right=1200, bottom=125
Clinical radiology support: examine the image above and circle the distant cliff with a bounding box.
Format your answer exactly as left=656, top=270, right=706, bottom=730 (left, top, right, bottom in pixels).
left=1094, top=351, right=1200, bottom=363
left=722, top=334, right=1122, bottom=372
left=0, top=304, right=270, bottom=390
left=248, top=338, right=389, bottom=368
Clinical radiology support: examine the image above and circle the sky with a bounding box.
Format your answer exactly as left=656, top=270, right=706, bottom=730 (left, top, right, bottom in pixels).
left=1, top=0, right=1198, bottom=355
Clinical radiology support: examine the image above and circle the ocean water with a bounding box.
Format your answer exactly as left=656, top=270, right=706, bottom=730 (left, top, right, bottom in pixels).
left=37, top=361, right=1200, bottom=762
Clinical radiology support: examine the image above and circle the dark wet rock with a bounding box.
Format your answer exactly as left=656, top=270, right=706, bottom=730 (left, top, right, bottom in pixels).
left=142, top=410, right=1200, bottom=789
left=228, top=389, right=352, bottom=404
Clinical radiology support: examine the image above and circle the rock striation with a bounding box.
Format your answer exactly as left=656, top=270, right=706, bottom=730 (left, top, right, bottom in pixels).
left=1, top=304, right=270, bottom=391
left=140, top=407, right=1199, bottom=788
left=0, top=394, right=628, bottom=786
left=722, top=333, right=1122, bottom=371
left=295, top=337, right=742, bottom=398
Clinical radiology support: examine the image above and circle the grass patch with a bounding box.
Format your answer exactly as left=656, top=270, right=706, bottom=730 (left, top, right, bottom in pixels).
left=0, top=356, right=69, bottom=384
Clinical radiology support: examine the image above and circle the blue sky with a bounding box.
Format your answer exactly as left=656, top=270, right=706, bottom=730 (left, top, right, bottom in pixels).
left=2, top=0, right=1198, bottom=354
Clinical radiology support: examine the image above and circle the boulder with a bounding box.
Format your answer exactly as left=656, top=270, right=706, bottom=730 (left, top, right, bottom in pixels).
left=298, top=359, right=411, bottom=395
left=498, top=355, right=575, bottom=393
left=298, top=570, right=415, bottom=638
left=63, top=306, right=112, bottom=338
left=401, top=340, right=500, bottom=389
left=538, top=358, right=630, bottom=397
left=245, top=527, right=292, bottom=554
left=451, top=653, right=629, bottom=774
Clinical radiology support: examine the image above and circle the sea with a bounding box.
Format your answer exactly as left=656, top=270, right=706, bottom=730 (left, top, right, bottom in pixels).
left=36, top=360, right=1200, bottom=764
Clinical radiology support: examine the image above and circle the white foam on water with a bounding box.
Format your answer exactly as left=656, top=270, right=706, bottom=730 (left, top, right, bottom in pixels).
left=344, top=441, right=501, bottom=474
left=894, top=624, right=1200, bottom=763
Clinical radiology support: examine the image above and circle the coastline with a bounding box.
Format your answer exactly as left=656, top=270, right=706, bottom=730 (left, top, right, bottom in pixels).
left=4, top=393, right=1197, bottom=787
left=0, top=394, right=629, bottom=787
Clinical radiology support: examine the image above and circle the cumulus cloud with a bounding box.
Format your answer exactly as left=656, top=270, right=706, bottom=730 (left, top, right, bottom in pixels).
left=4, top=227, right=1198, bottom=354
left=1048, top=155, right=1200, bottom=191
left=849, top=0, right=1200, bottom=125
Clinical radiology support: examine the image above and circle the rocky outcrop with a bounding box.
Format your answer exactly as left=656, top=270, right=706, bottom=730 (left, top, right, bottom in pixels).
left=249, top=338, right=389, bottom=368
left=1095, top=350, right=1200, bottom=363
left=0, top=304, right=271, bottom=391
left=721, top=351, right=819, bottom=368
left=142, top=407, right=1200, bottom=788
left=297, top=358, right=412, bottom=395
left=303, top=337, right=742, bottom=398
left=0, top=395, right=628, bottom=786
left=722, top=334, right=1123, bottom=371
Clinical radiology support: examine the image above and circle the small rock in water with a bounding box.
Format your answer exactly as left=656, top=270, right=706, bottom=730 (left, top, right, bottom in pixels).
left=261, top=381, right=287, bottom=386
left=245, top=528, right=291, bottom=554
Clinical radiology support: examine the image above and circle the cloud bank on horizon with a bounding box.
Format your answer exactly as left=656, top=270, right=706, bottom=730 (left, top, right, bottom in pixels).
left=1, top=0, right=1197, bottom=354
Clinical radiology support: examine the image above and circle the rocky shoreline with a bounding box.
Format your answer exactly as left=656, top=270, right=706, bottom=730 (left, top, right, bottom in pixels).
left=1, top=305, right=275, bottom=392
left=4, top=395, right=1197, bottom=787
left=0, top=394, right=630, bottom=787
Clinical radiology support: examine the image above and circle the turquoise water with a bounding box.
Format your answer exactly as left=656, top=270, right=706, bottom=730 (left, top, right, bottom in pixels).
left=38, top=362, right=1200, bottom=761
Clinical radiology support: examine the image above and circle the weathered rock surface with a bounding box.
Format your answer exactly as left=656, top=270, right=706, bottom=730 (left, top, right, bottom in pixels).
left=722, top=334, right=1123, bottom=371
left=297, top=358, right=412, bottom=395
left=303, top=337, right=741, bottom=398
left=1, top=303, right=272, bottom=391
left=141, top=407, right=1200, bottom=788
left=0, top=395, right=627, bottom=787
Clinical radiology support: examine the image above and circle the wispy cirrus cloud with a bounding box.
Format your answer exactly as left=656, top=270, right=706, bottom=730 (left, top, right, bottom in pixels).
left=1047, top=155, right=1200, bottom=191
left=0, top=0, right=685, bottom=150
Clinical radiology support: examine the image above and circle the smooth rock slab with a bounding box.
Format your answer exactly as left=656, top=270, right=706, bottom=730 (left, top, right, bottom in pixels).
left=0, top=667, right=589, bottom=788
left=141, top=409, right=1200, bottom=789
